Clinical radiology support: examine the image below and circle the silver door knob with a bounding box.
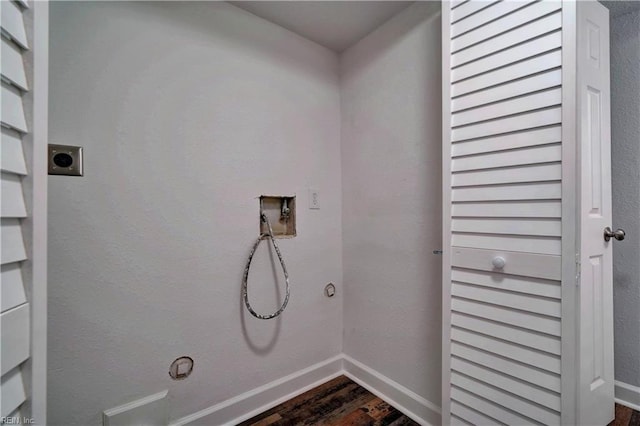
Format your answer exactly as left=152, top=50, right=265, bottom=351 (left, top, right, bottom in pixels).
left=604, top=227, right=626, bottom=242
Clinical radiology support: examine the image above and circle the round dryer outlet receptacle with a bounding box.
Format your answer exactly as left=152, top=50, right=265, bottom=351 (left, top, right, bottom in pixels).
left=169, top=356, right=194, bottom=380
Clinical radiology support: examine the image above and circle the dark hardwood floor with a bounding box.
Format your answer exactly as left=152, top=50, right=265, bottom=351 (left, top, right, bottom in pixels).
left=239, top=374, right=640, bottom=426
left=609, top=403, right=640, bottom=426
left=238, top=375, right=419, bottom=426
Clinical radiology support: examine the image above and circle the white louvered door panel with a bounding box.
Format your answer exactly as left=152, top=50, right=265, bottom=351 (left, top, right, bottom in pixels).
left=1, top=1, right=48, bottom=423
left=443, top=1, right=568, bottom=424
left=443, top=1, right=615, bottom=425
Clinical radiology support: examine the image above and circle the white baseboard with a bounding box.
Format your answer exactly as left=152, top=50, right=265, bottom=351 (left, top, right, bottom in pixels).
left=342, top=355, right=441, bottom=426
left=169, top=355, right=343, bottom=426
left=103, top=390, right=168, bottom=426
left=170, top=354, right=441, bottom=426
left=615, top=380, right=640, bottom=411
left=110, top=357, right=636, bottom=426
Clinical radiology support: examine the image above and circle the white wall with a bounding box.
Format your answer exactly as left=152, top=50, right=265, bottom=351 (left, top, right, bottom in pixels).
left=340, top=2, right=442, bottom=407
left=610, top=8, right=640, bottom=388
left=47, top=2, right=343, bottom=425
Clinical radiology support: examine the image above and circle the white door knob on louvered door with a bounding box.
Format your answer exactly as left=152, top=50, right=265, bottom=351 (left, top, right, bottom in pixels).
left=491, top=256, right=506, bottom=270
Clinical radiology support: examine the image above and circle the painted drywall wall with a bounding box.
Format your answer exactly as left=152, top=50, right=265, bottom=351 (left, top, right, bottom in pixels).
left=340, top=1, right=442, bottom=407
left=610, top=8, right=640, bottom=388
left=47, top=2, right=343, bottom=425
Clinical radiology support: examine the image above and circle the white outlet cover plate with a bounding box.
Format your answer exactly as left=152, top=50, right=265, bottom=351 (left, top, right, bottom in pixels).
left=309, top=188, right=320, bottom=209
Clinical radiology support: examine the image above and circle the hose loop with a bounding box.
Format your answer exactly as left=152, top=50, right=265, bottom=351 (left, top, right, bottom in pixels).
left=242, top=214, right=290, bottom=320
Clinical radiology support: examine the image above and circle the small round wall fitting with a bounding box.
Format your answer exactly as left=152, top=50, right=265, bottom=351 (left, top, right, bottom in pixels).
left=169, top=356, right=194, bottom=380
left=324, top=283, right=336, bottom=297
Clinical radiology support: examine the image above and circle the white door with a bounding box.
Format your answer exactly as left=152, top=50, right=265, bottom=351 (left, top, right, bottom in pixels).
left=443, top=1, right=616, bottom=424
left=577, top=2, right=615, bottom=425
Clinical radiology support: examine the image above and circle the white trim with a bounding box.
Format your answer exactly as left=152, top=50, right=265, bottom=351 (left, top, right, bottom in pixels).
left=441, top=2, right=453, bottom=425
left=103, top=390, right=169, bottom=417
left=103, top=390, right=168, bottom=426
left=561, top=2, right=579, bottom=425
left=169, top=355, right=343, bottom=426
left=342, top=355, right=441, bottom=426
left=169, top=354, right=441, bottom=426
left=26, top=2, right=49, bottom=424
left=615, top=381, right=640, bottom=411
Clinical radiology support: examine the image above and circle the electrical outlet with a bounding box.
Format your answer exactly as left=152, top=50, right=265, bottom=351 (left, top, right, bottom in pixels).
left=309, top=189, right=320, bottom=209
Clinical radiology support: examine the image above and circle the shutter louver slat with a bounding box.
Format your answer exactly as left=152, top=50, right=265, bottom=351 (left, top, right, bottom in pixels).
left=451, top=326, right=561, bottom=370
left=451, top=1, right=536, bottom=38
left=451, top=233, right=561, bottom=255
left=452, top=341, right=561, bottom=391
left=451, top=218, right=561, bottom=237
left=451, top=125, right=562, bottom=157
left=452, top=1, right=562, bottom=53
left=452, top=12, right=562, bottom=69
left=453, top=69, right=562, bottom=113
left=1, top=38, right=28, bottom=90
left=0, top=368, right=26, bottom=417
left=452, top=163, right=562, bottom=187
left=1, top=304, right=30, bottom=375
left=0, top=1, right=29, bottom=49
left=1, top=263, right=26, bottom=313
left=451, top=389, right=538, bottom=426
left=452, top=181, right=561, bottom=202
left=1, top=128, right=28, bottom=175
left=452, top=50, right=562, bottom=97
left=1, top=83, right=28, bottom=133
left=1, top=173, right=27, bottom=218
left=452, top=300, right=561, bottom=337
left=451, top=401, right=509, bottom=426
left=451, top=0, right=470, bottom=11
left=452, top=88, right=562, bottom=127
left=451, top=268, right=561, bottom=299
left=452, top=107, right=562, bottom=142
left=451, top=357, right=561, bottom=411
left=452, top=313, right=561, bottom=355
left=452, top=143, right=562, bottom=172
left=451, top=373, right=561, bottom=425
left=452, top=31, right=562, bottom=82
left=1, top=219, right=27, bottom=265
left=451, top=0, right=500, bottom=25
left=452, top=282, right=561, bottom=317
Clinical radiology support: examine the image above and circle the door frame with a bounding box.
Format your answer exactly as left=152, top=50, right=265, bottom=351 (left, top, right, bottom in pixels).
left=561, top=2, right=578, bottom=424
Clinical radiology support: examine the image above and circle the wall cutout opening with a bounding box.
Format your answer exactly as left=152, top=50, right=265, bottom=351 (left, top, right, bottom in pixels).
left=260, top=196, right=296, bottom=238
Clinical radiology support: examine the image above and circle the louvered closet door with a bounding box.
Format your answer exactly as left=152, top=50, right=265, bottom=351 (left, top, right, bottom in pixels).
left=1, top=1, right=48, bottom=423
left=442, top=1, right=564, bottom=425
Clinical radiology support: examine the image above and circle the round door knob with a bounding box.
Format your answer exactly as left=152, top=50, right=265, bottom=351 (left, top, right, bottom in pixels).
left=492, top=256, right=506, bottom=269
left=604, top=227, right=626, bottom=242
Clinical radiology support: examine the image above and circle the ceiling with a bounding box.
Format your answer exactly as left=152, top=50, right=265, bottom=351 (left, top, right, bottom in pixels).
left=228, top=1, right=640, bottom=53
left=229, top=1, right=414, bottom=52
